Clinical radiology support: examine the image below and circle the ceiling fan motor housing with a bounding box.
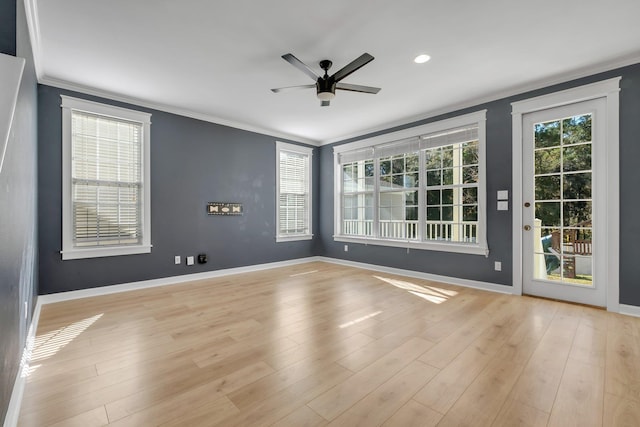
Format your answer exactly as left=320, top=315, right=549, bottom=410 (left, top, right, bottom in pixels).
left=317, top=78, right=336, bottom=100
left=317, top=59, right=336, bottom=100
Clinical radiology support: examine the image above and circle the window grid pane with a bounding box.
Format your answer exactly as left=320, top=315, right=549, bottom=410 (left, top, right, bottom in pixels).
left=342, top=159, right=374, bottom=237
left=424, top=141, right=478, bottom=243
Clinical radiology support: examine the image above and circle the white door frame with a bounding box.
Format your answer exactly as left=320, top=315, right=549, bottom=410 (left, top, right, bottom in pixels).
left=511, top=77, right=620, bottom=312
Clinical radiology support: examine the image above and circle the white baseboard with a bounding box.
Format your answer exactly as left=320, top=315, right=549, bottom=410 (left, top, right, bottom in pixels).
left=38, top=257, right=321, bottom=304
left=317, top=257, right=514, bottom=295
left=3, top=299, right=42, bottom=427
left=619, top=304, right=640, bottom=318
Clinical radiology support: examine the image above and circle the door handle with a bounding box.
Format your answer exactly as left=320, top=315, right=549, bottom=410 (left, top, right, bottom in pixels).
left=524, top=202, right=531, bottom=207
left=524, top=225, right=531, bottom=231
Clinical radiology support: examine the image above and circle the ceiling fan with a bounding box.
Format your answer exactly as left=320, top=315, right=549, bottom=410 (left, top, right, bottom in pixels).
left=271, top=53, right=381, bottom=106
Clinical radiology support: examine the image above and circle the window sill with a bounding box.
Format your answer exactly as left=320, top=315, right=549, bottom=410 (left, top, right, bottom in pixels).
left=333, top=235, right=489, bottom=256
left=276, top=234, right=313, bottom=243
left=61, top=244, right=152, bottom=260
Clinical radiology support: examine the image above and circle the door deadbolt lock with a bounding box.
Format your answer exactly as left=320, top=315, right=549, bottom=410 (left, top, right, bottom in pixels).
left=524, top=202, right=531, bottom=207
left=523, top=225, right=531, bottom=231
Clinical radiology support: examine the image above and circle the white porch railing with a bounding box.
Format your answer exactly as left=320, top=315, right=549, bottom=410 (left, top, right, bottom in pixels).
left=342, top=220, right=477, bottom=242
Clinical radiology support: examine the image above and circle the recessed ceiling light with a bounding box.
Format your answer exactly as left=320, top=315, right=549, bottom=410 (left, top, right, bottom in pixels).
left=414, top=54, right=431, bottom=64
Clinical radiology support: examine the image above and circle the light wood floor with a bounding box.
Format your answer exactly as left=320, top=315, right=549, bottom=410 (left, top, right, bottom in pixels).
left=18, top=261, right=640, bottom=426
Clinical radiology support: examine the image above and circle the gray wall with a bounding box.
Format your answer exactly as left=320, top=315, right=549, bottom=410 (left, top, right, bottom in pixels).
left=38, top=86, right=318, bottom=294
left=0, top=0, right=16, bottom=56
left=318, top=63, right=640, bottom=307
left=0, top=0, right=38, bottom=423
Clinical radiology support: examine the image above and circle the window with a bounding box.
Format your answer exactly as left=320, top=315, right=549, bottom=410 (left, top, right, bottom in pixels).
left=276, top=141, right=313, bottom=241
left=334, top=110, right=488, bottom=255
left=61, top=96, right=151, bottom=260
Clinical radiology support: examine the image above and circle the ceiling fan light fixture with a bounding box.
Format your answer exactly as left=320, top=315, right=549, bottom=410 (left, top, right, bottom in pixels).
left=317, top=91, right=335, bottom=101
left=414, top=54, right=431, bottom=64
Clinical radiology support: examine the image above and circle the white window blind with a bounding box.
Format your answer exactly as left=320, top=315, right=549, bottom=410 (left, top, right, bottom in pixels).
left=72, top=111, right=143, bottom=246
left=61, top=95, right=152, bottom=260
left=276, top=141, right=313, bottom=241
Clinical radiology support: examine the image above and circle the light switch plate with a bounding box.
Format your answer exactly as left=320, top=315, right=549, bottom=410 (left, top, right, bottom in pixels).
left=187, top=256, right=194, bottom=266
left=497, top=190, right=509, bottom=200
left=497, top=201, right=509, bottom=211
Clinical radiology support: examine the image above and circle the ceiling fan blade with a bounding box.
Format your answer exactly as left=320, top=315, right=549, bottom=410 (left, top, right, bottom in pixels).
left=331, top=53, right=374, bottom=83
left=336, top=82, right=381, bottom=94
left=281, top=53, right=319, bottom=81
left=271, top=84, right=316, bottom=93
left=321, top=100, right=330, bottom=107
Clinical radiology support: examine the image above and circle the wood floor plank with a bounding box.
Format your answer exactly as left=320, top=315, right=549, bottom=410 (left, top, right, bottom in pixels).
left=603, top=392, right=640, bottom=427
left=435, top=352, right=525, bottom=427
left=507, top=306, right=581, bottom=413
left=47, top=406, right=109, bottom=427
left=271, top=406, right=328, bottom=427
left=413, top=297, right=527, bottom=414
left=605, top=313, right=640, bottom=403
left=228, top=332, right=374, bottom=411
left=157, top=396, right=240, bottom=427
left=491, top=398, right=550, bottom=427
left=307, top=337, right=434, bottom=421
left=547, top=359, right=605, bottom=427
left=381, top=399, right=443, bottom=427
left=215, top=362, right=353, bottom=427
left=17, top=262, right=640, bottom=427
left=105, top=361, right=273, bottom=422
left=326, top=360, right=438, bottom=426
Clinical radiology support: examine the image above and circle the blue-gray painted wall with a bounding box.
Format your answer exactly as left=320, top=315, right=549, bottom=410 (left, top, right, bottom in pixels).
left=317, top=63, right=640, bottom=307
left=0, top=0, right=16, bottom=56
left=0, top=0, right=38, bottom=423
left=38, top=86, right=319, bottom=294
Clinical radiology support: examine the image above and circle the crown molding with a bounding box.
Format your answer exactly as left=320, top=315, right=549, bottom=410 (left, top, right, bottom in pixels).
left=39, top=76, right=320, bottom=146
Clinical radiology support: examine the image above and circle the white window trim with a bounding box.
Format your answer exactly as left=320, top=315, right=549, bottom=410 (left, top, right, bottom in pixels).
left=511, top=77, right=620, bottom=312
left=333, top=110, right=488, bottom=256
left=61, top=95, right=152, bottom=260
left=276, top=141, right=313, bottom=242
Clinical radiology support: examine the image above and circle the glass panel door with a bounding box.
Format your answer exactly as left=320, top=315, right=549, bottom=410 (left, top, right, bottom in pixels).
left=522, top=98, right=606, bottom=307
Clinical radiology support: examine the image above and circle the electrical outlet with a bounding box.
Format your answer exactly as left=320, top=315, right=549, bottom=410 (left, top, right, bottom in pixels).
left=174, top=255, right=181, bottom=265
left=494, top=261, right=502, bottom=271
left=187, top=256, right=195, bottom=266
left=344, top=244, right=348, bottom=252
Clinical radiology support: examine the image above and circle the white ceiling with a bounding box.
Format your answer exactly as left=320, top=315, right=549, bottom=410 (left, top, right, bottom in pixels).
left=27, top=0, right=640, bottom=145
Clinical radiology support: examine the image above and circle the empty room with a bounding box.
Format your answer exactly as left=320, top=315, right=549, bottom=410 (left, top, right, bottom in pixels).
left=2, top=0, right=640, bottom=426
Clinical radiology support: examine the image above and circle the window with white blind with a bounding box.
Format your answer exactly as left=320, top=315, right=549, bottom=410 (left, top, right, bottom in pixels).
left=61, top=96, right=152, bottom=260
left=276, top=141, right=313, bottom=241
left=334, top=110, right=488, bottom=255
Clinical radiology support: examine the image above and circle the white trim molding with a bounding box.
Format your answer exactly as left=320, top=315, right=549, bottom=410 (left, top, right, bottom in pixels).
left=275, top=141, right=314, bottom=242
left=511, top=77, right=621, bottom=312
left=619, top=304, right=640, bottom=318
left=4, top=300, right=42, bottom=427
left=0, top=54, right=25, bottom=174
left=318, top=257, right=512, bottom=295
left=60, top=95, right=152, bottom=260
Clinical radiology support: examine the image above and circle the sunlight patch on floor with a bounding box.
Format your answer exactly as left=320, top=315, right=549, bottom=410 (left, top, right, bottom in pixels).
left=373, top=275, right=458, bottom=304
left=289, top=270, right=319, bottom=277
left=339, top=310, right=383, bottom=328
left=23, top=313, right=103, bottom=378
